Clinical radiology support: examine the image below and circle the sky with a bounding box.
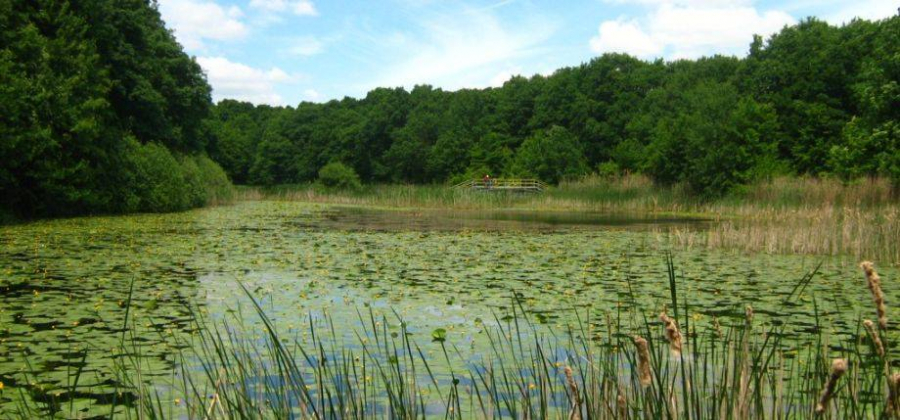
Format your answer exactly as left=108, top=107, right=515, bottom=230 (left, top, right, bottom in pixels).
left=156, top=0, right=898, bottom=106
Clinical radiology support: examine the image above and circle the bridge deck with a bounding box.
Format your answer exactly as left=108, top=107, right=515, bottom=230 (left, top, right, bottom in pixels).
left=453, top=178, right=547, bottom=193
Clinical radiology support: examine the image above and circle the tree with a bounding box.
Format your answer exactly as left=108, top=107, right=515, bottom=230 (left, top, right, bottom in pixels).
left=512, top=126, right=588, bottom=184
left=0, top=0, right=229, bottom=218
left=318, top=162, right=361, bottom=190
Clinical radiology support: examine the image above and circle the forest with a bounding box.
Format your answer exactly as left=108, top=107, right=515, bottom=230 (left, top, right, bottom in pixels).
left=0, top=0, right=230, bottom=219
left=1, top=2, right=897, bottom=220
left=208, top=15, right=899, bottom=196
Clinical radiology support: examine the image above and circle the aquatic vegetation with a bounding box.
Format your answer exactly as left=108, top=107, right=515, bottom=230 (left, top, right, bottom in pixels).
left=11, top=256, right=900, bottom=419
left=0, top=201, right=896, bottom=417
left=238, top=175, right=900, bottom=262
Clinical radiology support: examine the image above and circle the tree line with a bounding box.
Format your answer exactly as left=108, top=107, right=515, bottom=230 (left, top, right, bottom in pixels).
left=1, top=3, right=897, bottom=220
left=0, top=0, right=230, bottom=219
left=207, top=15, right=898, bottom=196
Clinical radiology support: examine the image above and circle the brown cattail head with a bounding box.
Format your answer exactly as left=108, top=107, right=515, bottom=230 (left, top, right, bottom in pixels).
left=712, top=317, right=723, bottom=338
left=564, top=366, right=582, bottom=420
left=617, top=394, right=627, bottom=419
left=815, top=359, right=848, bottom=415
left=861, top=261, right=887, bottom=329
left=634, top=336, right=652, bottom=388
left=887, top=373, right=900, bottom=417
left=659, top=312, right=683, bottom=356
left=745, top=305, right=754, bottom=326
left=863, top=319, right=885, bottom=357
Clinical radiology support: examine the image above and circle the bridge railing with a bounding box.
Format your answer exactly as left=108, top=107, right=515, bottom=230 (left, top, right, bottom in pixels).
left=452, top=178, right=548, bottom=192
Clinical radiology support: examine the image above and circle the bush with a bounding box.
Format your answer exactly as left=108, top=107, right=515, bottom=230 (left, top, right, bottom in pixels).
left=318, top=162, right=361, bottom=190
left=125, top=138, right=234, bottom=213
left=195, top=155, right=234, bottom=205
left=129, top=141, right=191, bottom=212
left=596, top=161, right=621, bottom=179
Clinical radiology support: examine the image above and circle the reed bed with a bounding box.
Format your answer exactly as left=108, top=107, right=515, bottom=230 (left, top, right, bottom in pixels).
left=8, top=258, right=899, bottom=419
left=237, top=176, right=898, bottom=263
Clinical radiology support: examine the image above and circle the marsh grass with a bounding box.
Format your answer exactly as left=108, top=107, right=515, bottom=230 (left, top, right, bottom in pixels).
left=9, top=258, right=900, bottom=419
left=236, top=175, right=898, bottom=263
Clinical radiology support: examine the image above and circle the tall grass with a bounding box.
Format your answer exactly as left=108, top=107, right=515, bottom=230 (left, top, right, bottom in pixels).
left=9, top=259, right=898, bottom=419
left=237, top=175, right=899, bottom=263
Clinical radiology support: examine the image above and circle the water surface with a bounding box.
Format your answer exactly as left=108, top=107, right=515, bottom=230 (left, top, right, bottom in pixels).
left=0, top=201, right=890, bottom=416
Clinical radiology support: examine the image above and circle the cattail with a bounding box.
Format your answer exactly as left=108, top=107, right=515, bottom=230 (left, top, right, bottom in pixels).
left=815, top=359, right=848, bottom=415
left=617, top=394, right=627, bottom=419
left=745, top=305, right=754, bottom=327
left=634, top=336, right=652, bottom=388
left=712, top=316, right=723, bottom=338
left=863, top=319, right=885, bottom=357
left=887, top=373, right=900, bottom=418
left=660, top=312, right=683, bottom=356
left=564, top=366, right=581, bottom=420
left=861, top=261, right=887, bottom=329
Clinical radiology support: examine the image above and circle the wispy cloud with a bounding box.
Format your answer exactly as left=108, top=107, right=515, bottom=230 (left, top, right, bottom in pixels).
left=285, top=36, right=325, bottom=56
left=369, top=6, right=557, bottom=91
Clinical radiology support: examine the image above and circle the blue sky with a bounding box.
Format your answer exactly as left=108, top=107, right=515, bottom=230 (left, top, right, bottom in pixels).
left=156, top=0, right=897, bottom=106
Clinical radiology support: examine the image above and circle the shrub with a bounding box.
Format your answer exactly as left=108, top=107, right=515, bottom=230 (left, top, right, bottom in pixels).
left=125, top=139, right=234, bottom=212
left=318, top=162, right=362, bottom=190
left=596, top=160, right=621, bottom=179
left=195, top=155, right=234, bottom=205
left=129, top=141, right=191, bottom=212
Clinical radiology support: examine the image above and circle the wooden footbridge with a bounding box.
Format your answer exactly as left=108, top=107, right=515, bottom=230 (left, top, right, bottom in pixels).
left=453, top=178, right=547, bottom=193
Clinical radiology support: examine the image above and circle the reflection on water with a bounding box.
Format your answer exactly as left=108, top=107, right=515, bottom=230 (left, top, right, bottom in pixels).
left=0, top=201, right=891, bottom=416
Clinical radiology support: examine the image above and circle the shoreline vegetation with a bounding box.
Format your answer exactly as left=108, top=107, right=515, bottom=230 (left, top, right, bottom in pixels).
left=236, top=174, right=899, bottom=264
left=10, top=259, right=897, bottom=419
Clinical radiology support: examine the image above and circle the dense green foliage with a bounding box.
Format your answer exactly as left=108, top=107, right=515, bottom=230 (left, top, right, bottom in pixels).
left=317, top=161, right=361, bottom=190
left=208, top=16, right=899, bottom=196
left=0, top=0, right=230, bottom=218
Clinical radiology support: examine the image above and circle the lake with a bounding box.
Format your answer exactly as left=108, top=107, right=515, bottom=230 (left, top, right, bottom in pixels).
left=0, top=201, right=891, bottom=417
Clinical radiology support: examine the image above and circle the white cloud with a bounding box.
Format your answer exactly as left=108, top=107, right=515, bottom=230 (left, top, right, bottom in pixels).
left=590, top=3, right=794, bottom=59
left=157, top=0, right=247, bottom=51
left=489, top=66, right=523, bottom=87
left=302, top=89, right=324, bottom=102
left=827, top=0, right=898, bottom=24
left=373, top=9, right=556, bottom=91
left=287, top=36, right=325, bottom=56
left=197, top=56, right=297, bottom=105
left=590, top=20, right=662, bottom=58
left=249, top=0, right=318, bottom=16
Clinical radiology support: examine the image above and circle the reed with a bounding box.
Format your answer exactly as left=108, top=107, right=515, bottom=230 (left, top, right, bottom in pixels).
left=633, top=336, right=653, bottom=389
left=887, top=373, right=900, bottom=418
left=815, top=359, right=848, bottom=415
left=659, top=312, right=683, bottom=357
left=864, top=320, right=885, bottom=357
left=862, top=261, right=888, bottom=329
left=236, top=176, right=899, bottom=263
